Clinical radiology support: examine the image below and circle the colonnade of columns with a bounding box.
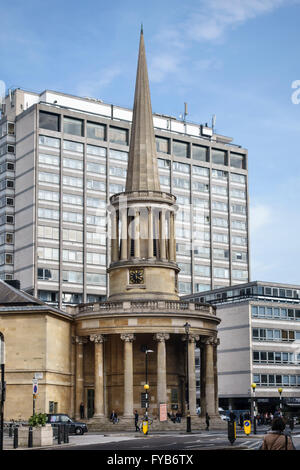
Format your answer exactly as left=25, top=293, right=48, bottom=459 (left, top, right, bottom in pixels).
left=74, top=333, right=219, bottom=421
left=110, top=206, right=176, bottom=263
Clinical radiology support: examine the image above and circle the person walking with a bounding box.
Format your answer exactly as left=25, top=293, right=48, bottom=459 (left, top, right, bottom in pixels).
left=79, top=402, right=84, bottom=419
left=134, top=410, right=140, bottom=431
left=205, top=412, right=210, bottom=431
left=260, top=417, right=295, bottom=450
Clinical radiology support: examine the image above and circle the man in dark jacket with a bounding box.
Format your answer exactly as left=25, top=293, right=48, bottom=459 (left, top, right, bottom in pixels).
left=134, top=410, right=139, bottom=431
left=206, top=413, right=210, bottom=430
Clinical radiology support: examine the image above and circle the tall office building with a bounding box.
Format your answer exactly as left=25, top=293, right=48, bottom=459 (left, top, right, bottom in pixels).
left=0, top=86, right=249, bottom=308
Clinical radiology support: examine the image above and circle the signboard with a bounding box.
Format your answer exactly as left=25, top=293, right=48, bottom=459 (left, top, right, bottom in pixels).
left=243, top=420, right=251, bottom=435
left=34, top=373, right=43, bottom=380
left=160, top=404, right=167, bottom=422
left=33, top=382, right=38, bottom=395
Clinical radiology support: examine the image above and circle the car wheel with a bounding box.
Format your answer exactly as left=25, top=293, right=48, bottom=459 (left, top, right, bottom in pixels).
left=75, top=427, right=83, bottom=435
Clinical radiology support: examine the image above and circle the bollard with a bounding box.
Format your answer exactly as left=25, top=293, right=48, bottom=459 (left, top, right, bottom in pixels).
left=63, top=424, right=69, bottom=443
left=57, top=424, right=61, bottom=445
left=28, top=426, right=33, bottom=448
left=65, top=425, right=69, bottom=443
left=9, top=423, right=12, bottom=438
left=13, top=427, right=18, bottom=449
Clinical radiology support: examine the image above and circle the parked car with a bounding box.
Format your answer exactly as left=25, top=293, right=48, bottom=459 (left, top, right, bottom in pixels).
left=47, top=414, right=88, bottom=435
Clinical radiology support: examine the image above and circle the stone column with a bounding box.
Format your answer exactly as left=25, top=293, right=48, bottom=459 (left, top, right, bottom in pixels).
left=90, top=334, right=105, bottom=418
left=120, top=208, right=128, bottom=260
left=147, top=206, right=154, bottom=258
left=120, top=333, right=135, bottom=418
left=75, top=336, right=86, bottom=419
left=204, top=336, right=218, bottom=416
left=134, top=210, right=140, bottom=258
left=111, top=210, right=119, bottom=262
left=159, top=209, right=166, bottom=259
left=154, top=333, right=170, bottom=406
left=188, top=335, right=199, bottom=416
left=169, top=210, right=175, bottom=261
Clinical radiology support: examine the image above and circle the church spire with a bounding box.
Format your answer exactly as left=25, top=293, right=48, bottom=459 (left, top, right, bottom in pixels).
left=125, top=29, right=160, bottom=192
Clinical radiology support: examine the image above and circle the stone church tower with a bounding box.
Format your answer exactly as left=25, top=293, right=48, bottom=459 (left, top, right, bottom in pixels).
left=73, top=29, right=223, bottom=430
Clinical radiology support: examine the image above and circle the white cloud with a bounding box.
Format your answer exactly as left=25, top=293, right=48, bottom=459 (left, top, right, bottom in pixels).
left=186, top=0, right=289, bottom=42
left=76, top=65, right=122, bottom=98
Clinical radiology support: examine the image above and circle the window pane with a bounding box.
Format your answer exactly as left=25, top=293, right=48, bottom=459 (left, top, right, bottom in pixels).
left=230, top=153, right=245, bottom=169
left=212, top=149, right=227, bottom=165
left=87, top=121, right=105, bottom=140
left=193, top=145, right=208, bottom=162
left=63, top=117, right=83, bottom=136
left=156, top=137, right=169, bottom=154
left=110, top=127, right=128, bottom=145
left=39, top=111, right=60, bottom=132
left=173, top=140, right=189, bottom=158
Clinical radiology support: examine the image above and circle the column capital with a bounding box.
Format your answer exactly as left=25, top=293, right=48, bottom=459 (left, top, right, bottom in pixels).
left=154, top=332, right=170, bottom=342
left=181, top=334, right=200, bottom=343
left=73, top=336, right=88, bottom=345
left=201, top=336, right=219, bottom=346
left=90, top=334, right=105, bottom=344
left=120, top=333, right=136, bottom=342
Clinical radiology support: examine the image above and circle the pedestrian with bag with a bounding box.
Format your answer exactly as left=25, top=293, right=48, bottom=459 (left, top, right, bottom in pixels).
left=259, top=417, right=295, bottom=450
left=134, top=410, right=140, bottom=431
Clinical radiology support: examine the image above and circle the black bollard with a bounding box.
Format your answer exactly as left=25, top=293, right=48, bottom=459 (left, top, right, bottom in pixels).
left=9, top=423, right=12, bottom=438
left=13, top=427, right=18, bottom=449
left=28, top=426, right=33, bottom=448
left=57, top=424, right=61, bottom=444
left=65, top=425, right=69, bottom=443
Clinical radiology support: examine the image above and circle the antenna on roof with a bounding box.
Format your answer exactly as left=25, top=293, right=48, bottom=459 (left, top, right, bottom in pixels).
left=212, top=114, right=216, bottom=132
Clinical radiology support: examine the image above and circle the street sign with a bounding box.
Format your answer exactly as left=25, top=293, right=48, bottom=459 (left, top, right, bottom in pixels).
left=33, top=383, right=38, bottom=395
left=243, top=420, right=251, bottom=435
left=34, top=373, right=43, bottom=380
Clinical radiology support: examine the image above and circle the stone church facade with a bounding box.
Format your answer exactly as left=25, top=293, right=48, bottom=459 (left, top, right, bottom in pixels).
left=0, top=30, right=223, bottom=430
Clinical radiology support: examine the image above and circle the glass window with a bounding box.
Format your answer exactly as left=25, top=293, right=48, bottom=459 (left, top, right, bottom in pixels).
left=173, top=161, right=190, bottom=174
left=212, top=185, right=227, bottom=196
left=86, top=272, right=106, bottom=285
left=38, top=226, right=60, bottom=239
left=110, top=127, right=128, bottom=145
left=86, top=197, right=106, bottom=208
left=63, top=211, right=83, bottom=224
left=87, top=162, right=106, bottom=174
left=110, top=149, right=128, bottom=162
left=63, top=249, right=83, bottom=263
left=230, top=173, right=246, bottom=184
left=173, top=140, right=189, bottom=158
left=38, top=268, right=59, bottom=281
left=63, top=157, right=83, bottom=170
left=213, top=248, right=229, bottom=260
left=193, top=181, right=209, bottom=193
left=39, top=135, right=60, bottom=149
left=86, top=252, right=106, bottom=265
left=87, top=179, right=106, bottom=191
left=63, top=140, right=83, bottom=153
left=39, top=153, right=60, bottom=166
left=178, top=262, right=191, bottom=274
left=194, top=246, right=210, bottom=258
left=194, top=265, right=210, bottom=277
left=62, top=228, right=83, bottom=243
left=156, top=137, right=169, bottom=154
left=251, top=306, right=258, bottom=317
left=173, top=177, right=190, bottom=190
left=38, top=172, right=59, bottom=184
left=63, top=117, right=83, bottom=136
left=62, top=270, right=83, bottom=283
left=192, top=166, right=209, bottom=177
left=212, top=149, right=227, bottom=165
left=87, top=145, right=106, bottom=157
left=63, top=175, right=83, bottom=188
left=39, top=111, right=60, bottom=132
left=192, top=145, right=208, bottom=162
left=109, top=166, right=127, bottom=178
left=39, top=190, right=59, bottom=202
left=213, top=267, right=229, bottom=279
left=86, top=231, right=106, bottom=245
left=230, top=153, right=245, bottom=169
left=63, top=193, right=83, bottom=205
left=87, top=121, right=105, bottom=140
left=158, top=158, right=170, bottom=168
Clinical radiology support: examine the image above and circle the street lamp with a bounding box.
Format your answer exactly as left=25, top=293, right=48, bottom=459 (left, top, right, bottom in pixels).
left=251, top=383, right=257, bottom=434
left=184, top=322, right=191, bottom=433
left=278, top=387, right=283, bottom=415
left=144, top=348, right=153, bottom=424
left=0, top=333, right=5, bottom=452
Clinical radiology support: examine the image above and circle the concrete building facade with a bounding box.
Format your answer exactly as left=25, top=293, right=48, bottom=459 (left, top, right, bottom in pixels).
left=183, top=281, right=300, bottom=416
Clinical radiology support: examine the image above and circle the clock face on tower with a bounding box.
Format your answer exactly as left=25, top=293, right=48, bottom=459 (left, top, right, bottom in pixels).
left=129, top=268, right=144, bottom=284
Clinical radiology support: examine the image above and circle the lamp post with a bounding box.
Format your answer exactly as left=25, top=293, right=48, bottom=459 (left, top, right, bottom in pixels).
left=0, top=333, right=5, bottom=452
left=184, top=322, right=191, bottom=433
left=144, top=348, right=153, bottom=424
left=278, top=388, right=283, bottom=416
left=251, top=383, right=257, bottom=434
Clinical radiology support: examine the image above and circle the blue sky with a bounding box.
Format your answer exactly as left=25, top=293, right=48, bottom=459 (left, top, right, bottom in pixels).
left=1, top=0, right=300, bottom=285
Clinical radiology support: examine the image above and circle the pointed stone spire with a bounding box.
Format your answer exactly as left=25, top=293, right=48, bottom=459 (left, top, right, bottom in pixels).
left=125, top=29, right=161, bottom=192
